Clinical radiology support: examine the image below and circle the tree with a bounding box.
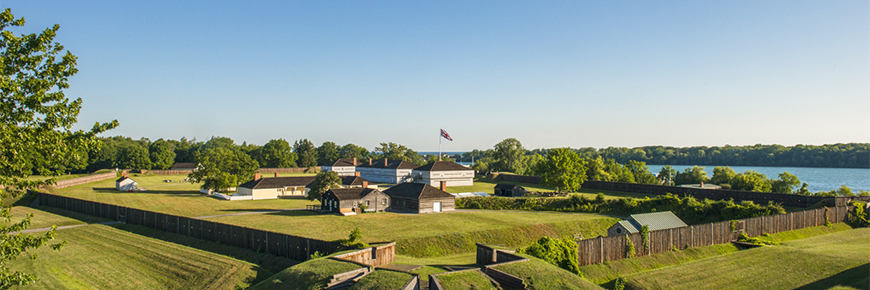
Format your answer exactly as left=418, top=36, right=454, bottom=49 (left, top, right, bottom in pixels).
left=188, top=147, right=258, bottom=191
left=673, top=166, right=710, bottom=185
left=625, top=160, right=657, bottom=184
left=260, top=139, right=297, bottom=168
left=118, top=143, right=151, bottom=170
left=657, top=165, right=676, bottom=186
left=426, top=154, right=454, bottom=163
left=730, top=171, right=772, bottom=192
left=0, top=9, right=117, bottom=287
left=338, top=144, right=369, bottom=160
left=308, top=171, right=341, bottom=202
left=148, top=139, right=175, bottom=170
left=536, top=148, right=587, bottom=193
left=584, top=156, right=613, bottom=181
left=316, top=141, right=339, bottom=166
left=293, top=139, right=317, bottom=167
left=711, top=166, right=737, bottom=185
left=374, top=142, right=408, bottom=160
left=605, top=159, right=635, bottom=183
left=771, top=172, right=800, bottom=194
left=492, top=138, right=526, bottom=173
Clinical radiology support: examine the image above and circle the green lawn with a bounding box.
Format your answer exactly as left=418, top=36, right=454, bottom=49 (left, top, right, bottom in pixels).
left=446, top=177, right=654, bottom=200
left=9, top=224, right=262, bottom=290
left=207, top=209, right=614, bottom=244
left=54, top=173, right=319, bottom=217
left=434, top=270, right=497, bottom=290
left=249, top=257, right=362, bottom=290
left=393, top=253, right=477, bottom=281
left=349, top=270, right=415, bottom=290
left=625, top=227, right=870, bottom=290
left=1, top=206, right=109, bottom=229
left=493, top=253, right=604, bottom=290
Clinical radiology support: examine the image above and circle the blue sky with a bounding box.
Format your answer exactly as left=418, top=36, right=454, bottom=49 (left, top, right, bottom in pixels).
left=5, top=1, right=868, bottom=151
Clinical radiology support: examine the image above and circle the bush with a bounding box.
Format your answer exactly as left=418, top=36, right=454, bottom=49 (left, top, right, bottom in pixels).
left=334, top=227, right=369, bottom=249
left=520, top=236, right=580, bottom=274
left=625, top=236, right=635, bottom=259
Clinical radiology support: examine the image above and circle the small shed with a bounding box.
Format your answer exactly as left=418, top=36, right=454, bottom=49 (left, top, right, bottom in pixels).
left=383, top=182, right=455, bottom=214
left=116, top=176, right=137, bottom=191
left=321, top=188, right=391, bottom=216
left=607, top=211, right=688, bottom=236
left=493, top=184, right=525, bottom=197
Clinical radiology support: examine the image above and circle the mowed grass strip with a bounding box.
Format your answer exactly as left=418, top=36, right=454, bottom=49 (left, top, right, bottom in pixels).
left=9, top=224, right=260, bottom=290
left=207, top=209, right=615, bottom=244
left=2, top=206, right=108, bottom=229
left=493, top=253, right=604, bottom=290
left=624, top=227, right=870, bottom=290
left=249, top=258, right=362, bottom=290
left=54, top=174, right=318, bottom=217
left=349, top=270, right=415, bottom=290
left=434, top=270, right=497, bottom=290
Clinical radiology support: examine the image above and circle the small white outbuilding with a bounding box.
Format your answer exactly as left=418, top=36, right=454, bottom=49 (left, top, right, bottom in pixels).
left=116, top=176, right=137, bottom=191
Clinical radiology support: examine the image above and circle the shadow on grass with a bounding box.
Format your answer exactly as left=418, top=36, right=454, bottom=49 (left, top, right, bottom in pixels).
left=92, top=187, right=205, bottom=197
left=262, top=210, right=321, bottom=217
left=109, top=223, right=299, bottom=286
left=33, top=206, right=111, bottom=224
left=794, top=263, right=870, bottom=290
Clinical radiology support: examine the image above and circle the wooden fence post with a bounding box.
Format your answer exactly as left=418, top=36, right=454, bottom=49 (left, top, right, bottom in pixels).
left=599, top=236, right=604, bottom=264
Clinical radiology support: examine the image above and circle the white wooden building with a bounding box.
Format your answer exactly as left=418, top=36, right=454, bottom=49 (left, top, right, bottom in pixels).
left=235, top=173, right=375, bottom=200
left=115, top=176, right=137, bottom=191
left=355, top=158, right=416, bottom=184
left=321, top=158, right=358, bottom=177
left=412, top=161, right=474, bottom=187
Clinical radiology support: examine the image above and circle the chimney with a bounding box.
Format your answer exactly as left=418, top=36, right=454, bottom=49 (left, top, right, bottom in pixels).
left=362, top=181, right=368, bottom=188
left=368, top=158, right=372, bottom=165
left=352, top=157, right=357, bottom=165
left=274, top=172, right=279, bottom=177
left=384, top=159, right=388, bottom=166
left=700, top=182, right=704, bottom=187
left=254, top=173, right=261, bottom=181
left=355, top=171, right=360, bottom=177
left=440, top=181, right=446, bottom=191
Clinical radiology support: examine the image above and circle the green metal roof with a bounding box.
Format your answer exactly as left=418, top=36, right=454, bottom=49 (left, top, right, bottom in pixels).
left=626, top=211, right=687, bottom=232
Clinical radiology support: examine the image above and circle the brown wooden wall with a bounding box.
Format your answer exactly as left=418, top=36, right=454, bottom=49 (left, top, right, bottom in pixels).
left=53, top=172, right=119, bottom=189
left=37, top=192, right=347, bottom=261
left=577, top=206, right=853, bottom=266
left=331, top=242, right=396, bottom=267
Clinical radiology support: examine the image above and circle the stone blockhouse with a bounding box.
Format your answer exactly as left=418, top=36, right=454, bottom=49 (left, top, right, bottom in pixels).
left=607, top=211, right=688, bottom=236
left=384, top=182, right=455, bottom=214
left=321, top=186, right=390, bottom=216
left=412, top=161, right=474, bottom=187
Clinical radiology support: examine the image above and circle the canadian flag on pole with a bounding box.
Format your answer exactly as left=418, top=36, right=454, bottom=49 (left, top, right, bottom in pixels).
left=441, top=129, right=453, bottom=141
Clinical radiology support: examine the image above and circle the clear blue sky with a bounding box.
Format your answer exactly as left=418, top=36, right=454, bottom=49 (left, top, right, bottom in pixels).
left=5, top=1, right=868, bottom=151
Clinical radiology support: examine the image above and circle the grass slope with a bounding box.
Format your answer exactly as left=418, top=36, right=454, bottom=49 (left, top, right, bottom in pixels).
left=349, top=270, right=414, bottom=290
left=9, top=224, right=259, bottom=290
left=54, top=174, right=318, bottom=217
left=493, top=254, right=604, bottom=290
left=625, top=227, right=870, bottom=290
left=248, top=258, right=362, bottom=290
left=445, top=177, right=652, bottom=200
left=435, top=270, right=497, bottom=290
left=394, top=253, right=478, bottom=281
left=1, top=206, right=108, bottom=229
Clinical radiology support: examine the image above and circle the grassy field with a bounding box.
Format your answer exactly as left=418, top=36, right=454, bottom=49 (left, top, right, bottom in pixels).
left=349, top=270, right=414, bottom=290
left=393, top=252, right=477, bottom=281
left=53, top=174, right=318, bottom=217
left=434, top=270, right=497, bottom=290
left=494, top=253, right=604, bottom=290
left=207, top=209, right=615, bottom=244
left=249, top=257, right=362, bottom=290
left=445, top=176, right=653, bottom=200
left=1, top=206, right=108, bottom=229
left=624, top=227, right=870, bottom=290
left=9, top=224, right=265, bottom=290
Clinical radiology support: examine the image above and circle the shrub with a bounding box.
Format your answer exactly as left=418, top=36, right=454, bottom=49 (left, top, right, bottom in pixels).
left=335, top=227, right=369, bottom=248
left=625, top=236, right=635, bottom=259
left=520, top=236, right=580, bottom=274
left=640, top=225, right=650, bottom=254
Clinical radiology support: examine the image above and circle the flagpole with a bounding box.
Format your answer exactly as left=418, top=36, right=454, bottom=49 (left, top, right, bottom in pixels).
left=439, top=128, right=442, bottom=161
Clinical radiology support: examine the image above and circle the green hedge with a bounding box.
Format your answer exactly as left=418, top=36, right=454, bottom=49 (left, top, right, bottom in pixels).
left=456, top=193, right=785, bottom=224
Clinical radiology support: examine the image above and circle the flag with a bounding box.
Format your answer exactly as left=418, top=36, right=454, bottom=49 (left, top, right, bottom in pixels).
left=441, top=129, right=453, bottom=141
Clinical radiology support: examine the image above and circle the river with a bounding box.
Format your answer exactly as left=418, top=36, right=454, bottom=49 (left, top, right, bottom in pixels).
left=647, top=164, right=869, bottom=193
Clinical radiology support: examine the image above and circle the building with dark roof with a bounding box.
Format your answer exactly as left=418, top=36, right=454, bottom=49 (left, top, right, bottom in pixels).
left=412, top=161, right=474, bottom=187
left=355, top=158, right=417, bottom=184
left=115, top=173, right=137, bottom=191
left=321, top=187, right=390, bottom=216
left=321, top=158, right=359, bottom=176
left=493, top=184, right=526, bottom=197
left=607, top=211, right=688, bottom=236
left=235, top=173, right=374, bottom=200
left=383, top=182, right=456, bottom=214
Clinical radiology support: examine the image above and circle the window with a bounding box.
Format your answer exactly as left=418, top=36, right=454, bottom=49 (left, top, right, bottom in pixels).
left=365, top=201, right=370, bottom=206
left=382, top=198, right=387, bottom=205
left=616, top=228, right=622, bottom=234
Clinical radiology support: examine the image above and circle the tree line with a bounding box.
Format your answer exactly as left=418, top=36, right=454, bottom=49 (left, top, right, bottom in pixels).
left=657, top=165, right=868, bottom=197
left=459, top=142, right=869, bottom=169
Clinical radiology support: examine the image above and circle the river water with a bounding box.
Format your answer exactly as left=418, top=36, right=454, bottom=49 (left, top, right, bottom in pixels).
left=647, top=165, right=869, bottom=193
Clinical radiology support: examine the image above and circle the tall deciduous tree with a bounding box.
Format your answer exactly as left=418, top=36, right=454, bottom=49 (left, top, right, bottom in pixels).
left=657, top=165, right=676, bottom=186
left=308, top=171, right=341, bottom=202
left=711, top=166, right=737, bottom=185
left=316, top=141, right=340, bottom=165
left=536, top=148, right=587, bottom=193
left=673, top=166, right=710, bottom=185
left=188, top=147, right=258, bottom=191
left=148, top=139, right=175, bottom=170
left=771, top=172, right=800, bottom=194
left=261, top=139, right=297, bottom=168
left=293, top=139, right=317, bottom=167
left=492, top=138, right=525, bottom=173
left=118, top=144, right=151, bottom=170
left=625, top=160, right=657, bottom=184
left=730, top=171, right=772, bottom=192
left=0, top=9, right=118, bottom=286
left=338, top=144, right=369, bottom=160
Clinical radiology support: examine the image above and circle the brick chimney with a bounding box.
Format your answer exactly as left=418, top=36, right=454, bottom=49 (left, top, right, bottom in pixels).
left=274, top=172, right=279, bottom=177
left=254, top=173, right=261, bottom=181
left=440, top=181, right=446, bottom=191
left=362, top=181, right=368, bottom=188
left=368, top=158, right=372, bottom=165
left=355, top=171, right=360, bottom=177
left=352, top=157, right=357, bottom=165
left=384, top=159, right=388, bottom=166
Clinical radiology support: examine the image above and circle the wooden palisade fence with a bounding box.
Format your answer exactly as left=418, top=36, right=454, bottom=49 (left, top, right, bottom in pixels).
left=37, top=192, right=347, bottom=261
left=577, top=206, right=853, bottom=266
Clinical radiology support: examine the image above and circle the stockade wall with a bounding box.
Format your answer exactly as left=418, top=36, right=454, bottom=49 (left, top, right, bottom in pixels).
left=331, top=242, right=396, bottom=267
left=138, top=169, right=193, bottom=175
left=37, top=192, right=346, bottom=261
left=499, top=174, right=542, bottom=184
left=53, top=172, right=118, bottom=189
left=259, top=167, right=320, bottom=174
left=577, top=206, right=852, bottom=266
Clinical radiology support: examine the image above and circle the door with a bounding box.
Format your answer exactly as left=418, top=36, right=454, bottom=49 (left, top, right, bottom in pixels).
left=433, top=201, right=442, bottom=212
